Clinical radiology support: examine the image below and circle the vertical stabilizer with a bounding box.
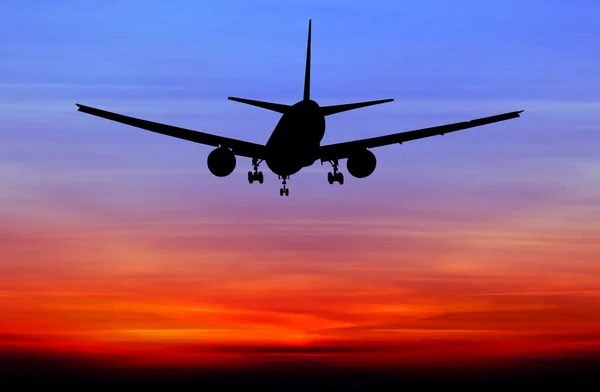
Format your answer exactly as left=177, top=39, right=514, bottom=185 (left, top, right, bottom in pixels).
left=303, top=19, right=312, bottom=101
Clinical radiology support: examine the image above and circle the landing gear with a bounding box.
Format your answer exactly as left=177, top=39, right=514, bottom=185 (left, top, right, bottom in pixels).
left=248, top=158, right=264, bottom=184
left=327, top=159, right=344, bottom=185
left=279, top=175, right=290, bottom=196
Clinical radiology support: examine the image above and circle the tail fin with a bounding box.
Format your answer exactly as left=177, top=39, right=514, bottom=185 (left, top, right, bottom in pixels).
left=303, top=19, right=312, bottom=101
left=226, top=20, right=313, bottom=113
left=302, top=19, right=393, bottom=116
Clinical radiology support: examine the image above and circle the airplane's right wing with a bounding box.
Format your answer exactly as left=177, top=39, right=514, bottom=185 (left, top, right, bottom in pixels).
left=76, top=104, right=267, bottom=159
left=318, top=110, right=525, bottom=162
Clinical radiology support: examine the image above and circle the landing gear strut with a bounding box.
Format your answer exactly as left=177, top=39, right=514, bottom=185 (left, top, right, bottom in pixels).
left=248, top=158, right=264, bottom=184
left=327, top=159, right=344, bottom=185
left=278, top=175, right=290, bottom=196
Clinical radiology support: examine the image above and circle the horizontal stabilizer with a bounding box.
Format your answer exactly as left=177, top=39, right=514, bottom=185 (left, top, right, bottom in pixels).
left=228, top=97, right=290, bottom=114
left=320, top=98, right=394, bottom=116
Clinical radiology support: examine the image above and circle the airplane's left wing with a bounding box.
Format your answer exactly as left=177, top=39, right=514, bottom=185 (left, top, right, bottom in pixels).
left=76, top=104, right=266, bottom=159
left=318, top=110, right=524, bottom=162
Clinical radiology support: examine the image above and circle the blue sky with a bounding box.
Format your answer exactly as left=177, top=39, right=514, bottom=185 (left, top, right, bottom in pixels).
left=0, top=0, right=599, bottom=203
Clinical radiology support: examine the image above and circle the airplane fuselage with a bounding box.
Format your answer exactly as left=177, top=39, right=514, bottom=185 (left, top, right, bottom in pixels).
left=264, top=99, right=325, bottom=177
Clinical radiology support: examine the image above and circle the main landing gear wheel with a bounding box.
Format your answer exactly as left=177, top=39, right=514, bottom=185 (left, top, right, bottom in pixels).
left=279, top=175, right=290, bottom=196
left=327, top=159, right=344, bottom=185
left=248, top=158, right=264, bottom=184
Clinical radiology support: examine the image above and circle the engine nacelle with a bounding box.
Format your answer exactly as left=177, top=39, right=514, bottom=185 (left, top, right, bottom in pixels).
left=207, top=147, right=236, bottom=177
left=346, top=149, right=376, bottom=178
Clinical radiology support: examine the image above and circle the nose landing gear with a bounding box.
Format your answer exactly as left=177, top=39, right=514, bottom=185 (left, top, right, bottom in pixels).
left=248, top=158, right=264, bottom=184
left=278, top=175, right=290, bottom=196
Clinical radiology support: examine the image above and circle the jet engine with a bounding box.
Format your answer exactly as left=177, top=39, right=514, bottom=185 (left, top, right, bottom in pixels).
left=207, top=147, right=236, bottom=177
left=346, top=149, right=376, bottom=178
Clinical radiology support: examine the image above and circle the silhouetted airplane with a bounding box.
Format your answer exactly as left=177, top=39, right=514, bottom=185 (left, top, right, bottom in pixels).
left=76, top=20, right=524, bottom=196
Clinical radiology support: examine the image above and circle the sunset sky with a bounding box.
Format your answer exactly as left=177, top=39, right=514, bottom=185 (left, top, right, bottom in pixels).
left=1, top=0, right=600, bottom=377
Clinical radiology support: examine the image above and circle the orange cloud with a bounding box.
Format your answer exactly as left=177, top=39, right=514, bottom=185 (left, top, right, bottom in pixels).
left=1, top=181, right=600, bottom=372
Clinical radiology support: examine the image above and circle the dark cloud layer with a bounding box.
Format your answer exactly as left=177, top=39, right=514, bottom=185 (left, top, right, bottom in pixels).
left=2, top=348, right=600, bottom=388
